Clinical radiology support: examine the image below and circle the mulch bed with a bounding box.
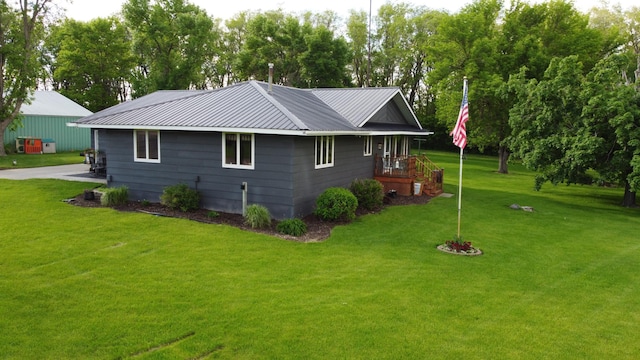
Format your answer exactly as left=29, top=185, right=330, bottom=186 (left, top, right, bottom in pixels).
left=68, top=192, right=433, bottom=242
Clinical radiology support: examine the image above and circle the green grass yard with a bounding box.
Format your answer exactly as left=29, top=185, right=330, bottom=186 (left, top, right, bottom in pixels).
left=1, top=151, right=639, bottom=359
left=0, top=151, right=85, bottom=169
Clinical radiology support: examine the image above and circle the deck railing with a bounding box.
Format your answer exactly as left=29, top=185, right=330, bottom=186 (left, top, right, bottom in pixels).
left=374, top=154, right=443, bottom=196
left=415, top=155, right=444, bottom=195
left=374, top=155, right=414, bottom=178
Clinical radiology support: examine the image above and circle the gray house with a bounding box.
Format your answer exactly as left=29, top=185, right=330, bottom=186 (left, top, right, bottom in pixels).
left=70, top=81, right=435, bottom=219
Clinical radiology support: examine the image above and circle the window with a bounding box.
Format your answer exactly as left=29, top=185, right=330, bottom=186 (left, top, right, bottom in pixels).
left=134, top=130, right=160, bottom=162
left=363, top=136, right=372, bottom=156
left=223, top=133, right=254, bottom=169
left=315, top=136, right=334, bottom=169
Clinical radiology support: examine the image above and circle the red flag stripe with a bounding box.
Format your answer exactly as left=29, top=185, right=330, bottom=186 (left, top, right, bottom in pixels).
left=450, top=81, right=469, bottom=149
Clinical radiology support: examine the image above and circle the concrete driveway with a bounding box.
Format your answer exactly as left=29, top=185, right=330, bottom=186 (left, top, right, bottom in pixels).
left=0, top=164, right=106, bottom=184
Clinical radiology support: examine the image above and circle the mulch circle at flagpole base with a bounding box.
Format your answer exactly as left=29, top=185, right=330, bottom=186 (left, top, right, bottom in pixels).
left=436, top=244, right=483, bottom=256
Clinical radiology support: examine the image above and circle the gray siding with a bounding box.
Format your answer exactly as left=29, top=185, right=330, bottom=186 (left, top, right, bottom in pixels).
left=99, top=129, right=379, bottom=219
left=100, top=129, right=296, bottom=219
left=292, top=136, right=376, bottom=217
left=368, top=101, right=406, bottom=125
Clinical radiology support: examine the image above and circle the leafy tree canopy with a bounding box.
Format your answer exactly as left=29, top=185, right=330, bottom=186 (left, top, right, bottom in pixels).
left=509, top=53, right=640, bottom=206
left=123, top=0, right=217, bottom=97
left=50, top=18, right=135, bottom=112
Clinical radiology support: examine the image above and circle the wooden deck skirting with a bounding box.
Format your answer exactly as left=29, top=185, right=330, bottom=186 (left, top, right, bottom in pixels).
left=374, top=154, right=444, bottom=197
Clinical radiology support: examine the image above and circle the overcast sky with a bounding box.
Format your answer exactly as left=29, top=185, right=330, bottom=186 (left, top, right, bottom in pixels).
left=63, top=0, right=637, bottom=23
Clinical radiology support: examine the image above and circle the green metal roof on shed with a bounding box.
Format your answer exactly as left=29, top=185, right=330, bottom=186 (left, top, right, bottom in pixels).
left=21, top=91, right=93, bottom=117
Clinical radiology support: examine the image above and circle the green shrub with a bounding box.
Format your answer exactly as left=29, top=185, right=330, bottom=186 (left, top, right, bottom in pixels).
left=100, top=186, right=129, bottom=206
left=276, top=218, right=307, bottom=237
left=160, top=183, right=200, bottom=212
left=350, top=178, right=384, bottom=210
left=315, top=187, right=358, bottom=222
left=207, top=210, right=219, bottom=219
left=4, top=143, right=16, bottom=155
left=244, top=204, right=271, bottom=229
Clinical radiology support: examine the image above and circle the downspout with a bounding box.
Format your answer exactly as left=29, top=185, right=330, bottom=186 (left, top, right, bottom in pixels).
left=241, top=182, right=248, bottom=216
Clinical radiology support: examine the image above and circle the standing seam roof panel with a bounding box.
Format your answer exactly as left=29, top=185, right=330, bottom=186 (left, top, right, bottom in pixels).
left=312, top=88, right=400, bottom=127
left=72, top=81, right=418, bottom=133
left=76, top=83, right=305, bottom=131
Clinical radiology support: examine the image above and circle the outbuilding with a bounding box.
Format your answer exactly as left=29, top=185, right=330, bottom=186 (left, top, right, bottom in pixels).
left=4, top=91, right=92, bottom=153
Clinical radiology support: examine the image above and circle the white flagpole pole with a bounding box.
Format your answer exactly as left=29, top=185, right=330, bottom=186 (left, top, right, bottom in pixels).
left=457, top=145, right=463, bottom=238
left=456, top=78, right=467, bottom=238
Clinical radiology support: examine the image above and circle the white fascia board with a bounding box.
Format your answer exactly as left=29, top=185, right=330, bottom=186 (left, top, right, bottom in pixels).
left=397, top=93, right=423, bottom=129
left=68, top=123, right=431, bottom=137
left=366, top=130, right=433, bottom=136
left=304, top=130, right=433, bottom=136
left=70, top=123, right=310, bottom=135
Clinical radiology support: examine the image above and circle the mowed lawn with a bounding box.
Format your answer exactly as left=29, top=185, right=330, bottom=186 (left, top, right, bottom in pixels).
left=0, top=151, right=85, bottom=169
left=1, top=151, right=639, bottom=359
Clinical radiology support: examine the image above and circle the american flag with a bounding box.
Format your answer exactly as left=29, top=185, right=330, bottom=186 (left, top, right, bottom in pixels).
left=451, top=80, right=469, bottom=149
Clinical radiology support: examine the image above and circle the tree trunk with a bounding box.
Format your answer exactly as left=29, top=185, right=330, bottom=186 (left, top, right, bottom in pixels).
left=0, top=98, right=24, bottom=157
left=0, top=124, right=7, bottom=156
left=622, top=181, right=637, bottom=208
left=498, top=145, right=510, bottom=174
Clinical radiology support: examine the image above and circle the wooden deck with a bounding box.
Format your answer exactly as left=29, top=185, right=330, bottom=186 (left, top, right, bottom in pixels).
left=374, top=154, right=444, bottom=197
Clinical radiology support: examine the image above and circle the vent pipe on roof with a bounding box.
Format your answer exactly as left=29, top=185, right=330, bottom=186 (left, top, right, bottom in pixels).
left=268, top=63, right=274, bottom=93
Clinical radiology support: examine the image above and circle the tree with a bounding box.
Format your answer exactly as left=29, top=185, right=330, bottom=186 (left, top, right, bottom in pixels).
left=508, top=56, right=587, bottom=189
left=122, top=0, right=216, bottom=97
left=0, top=0, right=52, bottom=156
left=582, top=53, right=640, bottom=207
left=299, top=26, right=351, bottom=88
left=235, top=10, right=311, bottom=87
left=431, top=0, right=504, bottom=166
left=371, top=3, right=412, bottom=87
left=432, top=0, right=609, bottom=174
left=199, top=11, right=251, bottom=88
left=50, top=18, right=135, bottom=112
left=302, top=10, right=340, bottom=33
left=345, top=10, right=369, bottom=87
left=509, top=54, right=640, bottom=207
left=398, top=9, right=444, bottom=108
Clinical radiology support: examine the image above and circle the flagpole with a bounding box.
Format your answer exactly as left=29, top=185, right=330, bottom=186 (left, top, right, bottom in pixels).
left=457, top=145, right=463, bottom=238
left=455, top=77, right=468, bottom=238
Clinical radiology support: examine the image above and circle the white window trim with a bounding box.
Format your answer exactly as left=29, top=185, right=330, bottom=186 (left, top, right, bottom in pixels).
left=222, top=132, right=255, bottom=170
left=134, top=130, right=161, bottom=163
left=315, top=135, right=335, bottom=169
left=363, top=136, right=372, bottom=156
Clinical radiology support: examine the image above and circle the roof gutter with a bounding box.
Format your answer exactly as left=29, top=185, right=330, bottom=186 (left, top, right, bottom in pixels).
left=68, top=122, right=433, bottom=137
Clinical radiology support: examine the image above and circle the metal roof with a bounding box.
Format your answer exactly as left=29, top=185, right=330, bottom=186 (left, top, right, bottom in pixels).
left=312, top=87, right=422, bottom=129
left=72, top=81, right=427, bottom=135
left=312, top=87, right=399, bottom=127
left=21, top=91, right=93, bottom=117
